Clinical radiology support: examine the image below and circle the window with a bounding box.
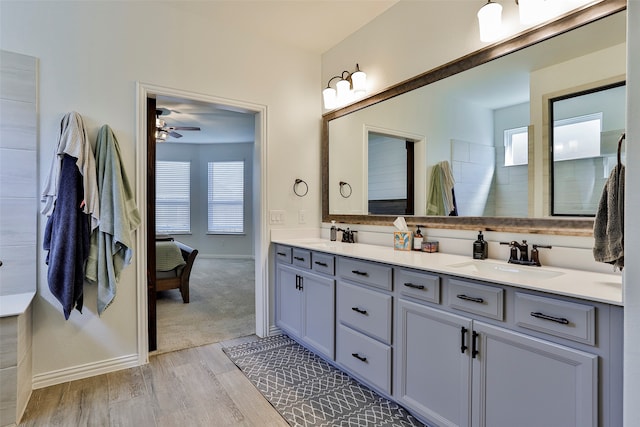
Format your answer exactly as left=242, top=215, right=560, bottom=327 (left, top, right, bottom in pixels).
left=504, top=126, right=528, bottom=166
left=208, top=161, right=244, bottom=234
left=156, top=161, right=191, bottom=233
left=552, top=112, right=602, bottom=161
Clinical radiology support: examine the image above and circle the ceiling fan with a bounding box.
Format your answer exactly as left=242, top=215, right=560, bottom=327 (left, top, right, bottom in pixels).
left=155, top=108, right=201, bottom=141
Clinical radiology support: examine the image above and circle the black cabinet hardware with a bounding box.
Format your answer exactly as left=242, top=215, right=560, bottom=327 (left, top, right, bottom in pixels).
left=460, top=327, right=468, bottom=353
left=351, top=353, right=367, bottom=362
left=351, top=307, right=368, bottom=315
left=351, top=270, right=368, bottom=276
left=315, top=261, right=328, bottom=267
left=294, top=256, right=305, bottom=261
left=277, top=252, right=287, bottom=257
left=295, top=275, right=303, bottom=291
left=471, top=331, right=479, bottom=358
left=403, top=282, right=425, bottom=290
left=457, top=294, right=484, bottom=304
left=530, top=311, right=570, bottom=325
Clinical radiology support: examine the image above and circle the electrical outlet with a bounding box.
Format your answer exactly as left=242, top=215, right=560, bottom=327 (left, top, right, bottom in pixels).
left=298, top=209, right=307, bottom=224
left=270, top=210, right=285, bottom=225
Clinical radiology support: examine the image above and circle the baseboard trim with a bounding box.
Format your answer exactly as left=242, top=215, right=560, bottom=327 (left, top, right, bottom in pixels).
left=32, top=354, right=140, bottom=389
left=268, top=325, right=282, bottom=336
left=197, top=254, right=255, bottom=260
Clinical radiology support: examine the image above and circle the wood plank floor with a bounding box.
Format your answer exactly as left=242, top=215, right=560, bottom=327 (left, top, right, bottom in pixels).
left=19, top=336, right=289, bottom=427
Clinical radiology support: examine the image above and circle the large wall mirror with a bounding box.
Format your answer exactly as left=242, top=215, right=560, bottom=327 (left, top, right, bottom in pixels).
left=322, top=1, right=626, bottom=235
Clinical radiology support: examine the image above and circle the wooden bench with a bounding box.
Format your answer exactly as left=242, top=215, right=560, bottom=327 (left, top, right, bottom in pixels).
left=156, top=241, right=198, bottom=303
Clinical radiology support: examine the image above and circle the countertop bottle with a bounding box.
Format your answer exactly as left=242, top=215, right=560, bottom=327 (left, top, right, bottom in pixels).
left=330, top=220, right=337, bottom=241
left=413, top=225, right=424, bottom=251
left=473, top=231, right=488, bottom=259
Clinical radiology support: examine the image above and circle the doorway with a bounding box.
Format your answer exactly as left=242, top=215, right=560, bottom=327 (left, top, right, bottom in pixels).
left=135, top=83, right=269, bottom=356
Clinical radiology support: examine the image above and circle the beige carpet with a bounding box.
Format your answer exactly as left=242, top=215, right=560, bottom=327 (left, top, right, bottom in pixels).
left=156, top=257, right=255, bottom=354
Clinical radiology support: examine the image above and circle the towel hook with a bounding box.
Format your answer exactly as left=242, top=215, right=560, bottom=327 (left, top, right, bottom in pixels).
left=293, top=178, right=308, bottom=197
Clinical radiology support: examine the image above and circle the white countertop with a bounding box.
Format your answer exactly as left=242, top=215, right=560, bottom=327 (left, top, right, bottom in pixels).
left=272, top=238, right=623, bottom=306
left=0, top=291, right=36, bottom=317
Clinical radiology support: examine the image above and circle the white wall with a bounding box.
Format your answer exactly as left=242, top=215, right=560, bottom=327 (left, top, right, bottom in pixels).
left=0, top=1, right=321, bottom=383
left=156, top=142, right=254, bottom=258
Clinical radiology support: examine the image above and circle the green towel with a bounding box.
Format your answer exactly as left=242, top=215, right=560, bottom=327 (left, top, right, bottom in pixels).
left=85, top=125, right=141, bottom=315
left=427, top=163, right=446, bottom=215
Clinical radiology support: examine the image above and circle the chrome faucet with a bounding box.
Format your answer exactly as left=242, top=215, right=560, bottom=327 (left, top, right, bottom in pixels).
left=500, top=240, right=552, bottom=266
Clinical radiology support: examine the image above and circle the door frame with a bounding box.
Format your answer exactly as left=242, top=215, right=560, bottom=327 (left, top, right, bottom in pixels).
left=135, top=82, right=269, bottom=361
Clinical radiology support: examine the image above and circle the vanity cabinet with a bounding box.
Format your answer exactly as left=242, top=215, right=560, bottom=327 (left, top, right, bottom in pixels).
left=275, top=246, right=335, bottom=359
left=396, top=299, right=598, bottom=427
left=272, top=241, right=622, bottom=427
left=335, top=258, right=393, bottom=395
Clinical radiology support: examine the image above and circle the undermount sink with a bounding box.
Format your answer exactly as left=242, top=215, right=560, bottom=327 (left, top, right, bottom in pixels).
left=447, top=260, right=564, bottom=280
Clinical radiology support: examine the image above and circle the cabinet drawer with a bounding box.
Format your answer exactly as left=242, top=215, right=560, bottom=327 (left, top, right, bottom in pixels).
left=312, top=252, right=335, bottom=276
left=292, top=248, right=311, bottom=269
left=337, top=257, right=392, bottom=291
left=395, top=268, right=440, bottom=304
left=336, top=324, right=392, bottom=395
left=275, top=245, right=292, bottom=264
left=515, top=292, right=596, bottom=345
left=446, top=279, right=504, bottom=321
left=337, top=281, right=392, bottom=344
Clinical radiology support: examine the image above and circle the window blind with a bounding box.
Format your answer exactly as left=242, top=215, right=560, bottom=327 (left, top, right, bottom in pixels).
left=156, top=161, right=191, bottom=233
left=208, top=161, right=244, bottom=234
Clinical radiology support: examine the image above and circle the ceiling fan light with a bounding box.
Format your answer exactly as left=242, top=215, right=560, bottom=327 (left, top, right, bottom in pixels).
left=156, top=118, right=165, bottom=128
left=477, top=0, right=503, bottom=42
left=155, top=130, right=168, bottom=142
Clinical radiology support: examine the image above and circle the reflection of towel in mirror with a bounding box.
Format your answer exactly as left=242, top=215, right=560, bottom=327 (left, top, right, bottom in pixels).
left=85, top=125, right=141, bottom=315
left=593, top=164, right=624, bottom=270
left=43, top=154, right=91, bottom=319
left=427, top=161, right=456, bottom=216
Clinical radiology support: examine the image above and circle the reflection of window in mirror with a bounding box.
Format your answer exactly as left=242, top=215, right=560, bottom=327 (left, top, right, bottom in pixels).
left=367, top=132, right=415, bottom=215
left=550, top=82, right=625, bottom=216
left=504, top=126, right=529, bottom=166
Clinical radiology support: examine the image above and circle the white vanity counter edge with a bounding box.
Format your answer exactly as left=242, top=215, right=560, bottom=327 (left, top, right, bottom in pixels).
left=271, top=238, right=622, bottom=306
left=0, top=292, right=36, bottom=317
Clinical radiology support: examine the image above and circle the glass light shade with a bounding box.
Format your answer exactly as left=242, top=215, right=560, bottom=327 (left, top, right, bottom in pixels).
left=156, top=118, right=165, bottom=128
left=336, top=79, right=351, bottom=102
left=351, top=70, right=367, bottom=95
left=518, top=0, right=550, bottom=25
left=477, top=1, right=503, bottom=42
left=322, top=87, right=337, bottom=110
left=155, top=130, right=168, bottom=142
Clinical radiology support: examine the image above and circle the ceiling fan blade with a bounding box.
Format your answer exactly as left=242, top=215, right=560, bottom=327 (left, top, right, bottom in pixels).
left=169, top=131, right=183, bottom=138
left=170, top=126, right=201, bottom=131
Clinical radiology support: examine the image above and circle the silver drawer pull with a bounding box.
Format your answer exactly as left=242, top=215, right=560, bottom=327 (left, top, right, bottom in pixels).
left=315, top=261, right=328, bottom=267
left=404, top=282, right=425, bottom=290
left=351, top=307, right=368, bottom=315
left=456, top=294, right=484, bottom=304
left=351, top=270, right=368, bottom=276
left=530, top=311, right=570, bottom=325
left=351, top=353, right=367, bottom=362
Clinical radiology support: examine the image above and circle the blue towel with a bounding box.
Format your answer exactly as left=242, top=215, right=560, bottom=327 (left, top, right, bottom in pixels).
left=43, top=154, right=91, bottom=319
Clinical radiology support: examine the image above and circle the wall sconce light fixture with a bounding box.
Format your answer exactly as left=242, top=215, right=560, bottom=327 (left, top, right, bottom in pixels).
left=323, top=64, right=367, bottom=110
left=478, top=0, right=559, bottom=43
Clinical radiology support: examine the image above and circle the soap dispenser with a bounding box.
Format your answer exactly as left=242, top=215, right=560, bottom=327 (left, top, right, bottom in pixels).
left=413, top=225, right=424, bottom=251
left=330, top=221, right=337, bottom=241
left=473, top=231, right=488, bottom=260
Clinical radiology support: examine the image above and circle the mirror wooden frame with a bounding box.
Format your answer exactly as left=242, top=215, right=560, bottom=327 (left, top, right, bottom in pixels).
left=321, top=0, right=626, bottom=236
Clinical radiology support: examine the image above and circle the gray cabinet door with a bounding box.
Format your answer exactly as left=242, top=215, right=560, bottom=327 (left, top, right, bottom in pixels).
left=396, top=299, right=473, bottom=427
left=301, top=272, right=335, bottom=359
left=471, top=322, right=597, bottom=427
left=276, top=264, right=302, bottom=336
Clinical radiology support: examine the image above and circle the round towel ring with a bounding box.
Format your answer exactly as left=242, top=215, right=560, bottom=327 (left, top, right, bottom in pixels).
left=293, top=179, right=308, bottom=197
left=339, top=181, right=352, bottom=198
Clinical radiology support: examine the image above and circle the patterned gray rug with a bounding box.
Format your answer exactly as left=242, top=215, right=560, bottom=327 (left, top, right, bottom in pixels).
left=223, top=334, right=427, bottom=427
